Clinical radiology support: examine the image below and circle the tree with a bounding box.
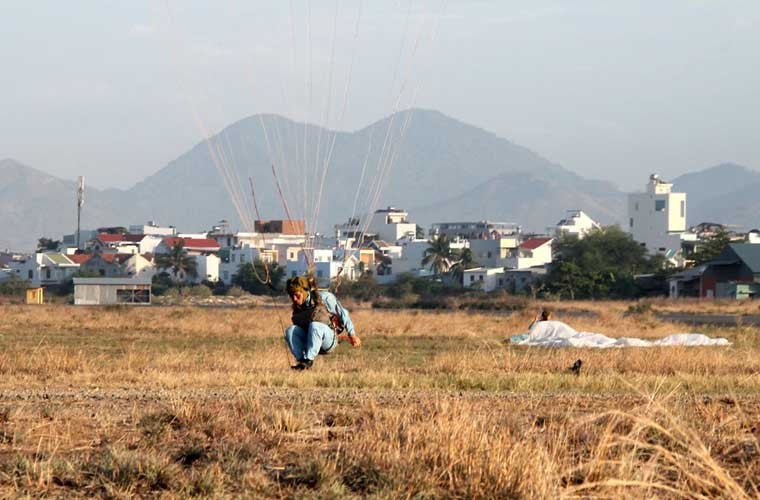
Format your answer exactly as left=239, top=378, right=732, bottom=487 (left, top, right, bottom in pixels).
left=421, top=235, right=453, bottom=275
left=37, top=237, right=60, bottom=251
left=415, top=225, right=426, bottom=239
left=449, top=247, right=479, bottom=285
left=691, top=229, right=732, bottom=265
left=154, top=241, right=198, bottom=283
left=546, top=226, right=661, bottom=299
left=232, top=260, right=285, bottom=295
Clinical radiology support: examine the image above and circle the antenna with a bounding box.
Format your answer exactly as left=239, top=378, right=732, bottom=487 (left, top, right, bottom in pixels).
left=76, top=176, right=84, bottom=249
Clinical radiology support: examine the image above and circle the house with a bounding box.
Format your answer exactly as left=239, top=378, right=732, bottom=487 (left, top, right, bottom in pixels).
left=195, top=254, right=221, bottom=283
left=628, top=174, right=686, bottom=256
left=81, top=253, right=154, bottom=278
left=700, top=243, right=760, bottom=299
left=431, top=221, right=520, bottom=240
left=504, top=267, right=547, bottom=295
left=286, top=248, right=342, bottom=288
left=254, top=219, right=305, bottom=235
left=87, top=233, right=126, bottom=253
left=128, top=221, right=176, bottom=237
left=219, top=245, right=278, bottom=285
left=469, top=237, right=519, bottom=268
left=552, top=210, right=600, bottom=239
left=8, top=253, right=80, bottom=288
left=335, top=207, right=416, bottom=244
left=505, top=238, right=553, bottom=269
left=155, top=237, right=221, bottom=255
left=463, top=267, right=505, bottom=292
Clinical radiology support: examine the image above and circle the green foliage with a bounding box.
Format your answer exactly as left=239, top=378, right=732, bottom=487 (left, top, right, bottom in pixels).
left=691, top=229, right=732, bottom=265
left=36, top=237, right=60, bottom=251
left=421, top=235, right=453, bottom=275
left=449, top=247, right=479, bottom=286
left=415, top=225, right=426, bottom=239
left=154, top=241, right=198, bottom=282
left=232, top=260, right=284, bottom=295
left=337, top=273, right=380, bottom=302
left=546, top=226, right=663, bottom=300
left=151, top=273, right=175, bottom=296
left=0, top=275, right=29, bottom=296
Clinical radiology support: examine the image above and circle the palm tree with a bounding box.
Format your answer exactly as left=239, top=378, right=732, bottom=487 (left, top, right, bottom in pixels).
left=421, top=235, right=453, bottom=275
left=155, top=240, right=198, bottom=283
left=449, top=247, right=479, bottom=285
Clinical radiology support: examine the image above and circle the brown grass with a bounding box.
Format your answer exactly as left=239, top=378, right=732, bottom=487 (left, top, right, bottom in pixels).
left=1, top=300, right=759, bottom=497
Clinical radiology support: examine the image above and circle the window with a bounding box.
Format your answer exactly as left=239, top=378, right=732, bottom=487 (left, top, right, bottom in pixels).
left=470, top=275, right=474, bottom=282
left=116, top=288, right=150, bottom=304
left=629, top=218, right=634, bottom=228
left=479, top=275, right=484, bottom=281
left=45, top=268, right=51, bottom=279
left=223, top=271, right=229, bottom=280
left=498, top=279, right=503, bottom=286
left=317, top=270, right=323, bottom=278
left=635, top=202, right=639, bottom=211
left=28, top=270, right=33, bottom=280
left=680, top=200, right=685, bottom=218
left=291, top=271, right=297, bottom=277
left=487, top=251, right=492, bottom=259
left=655, top=200, right=666, bottom=211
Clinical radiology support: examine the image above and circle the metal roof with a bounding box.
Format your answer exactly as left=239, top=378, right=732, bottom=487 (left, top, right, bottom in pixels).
left=73, top=277, right=152, bottom=286
left=729, top=244, right=760, bottom=274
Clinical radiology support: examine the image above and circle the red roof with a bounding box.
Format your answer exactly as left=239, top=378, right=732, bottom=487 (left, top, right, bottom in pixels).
left=162, top=237, right=220, bottom=251
left=97, top=233, right=124, bottom=243
left=123, top=234, right=147, bottom=242
left=99, top=253, right=134, bottom=264
left=68, top=254, right=92, bottom=264
left=519, top=237, right=552, bottom=250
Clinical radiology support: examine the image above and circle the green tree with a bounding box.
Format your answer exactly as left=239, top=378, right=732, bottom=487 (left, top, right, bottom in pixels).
left=415, top=225, right=426, bottom=239
left=232, top=260, right=285, bottom=295
left=691, top=229, right=732, bottom=265
left=449, top=247, right=479, bottom=285
left=154, top=241, right=198, bottom=283
left=546, top=226, right=660, bottom=299
left=421, top=235, right=453, bottom=275
left=37, top=237, right=60, bottom=251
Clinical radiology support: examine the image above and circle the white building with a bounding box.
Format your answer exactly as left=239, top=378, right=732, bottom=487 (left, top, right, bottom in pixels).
left=505, top=238, right=553, bottom=269
left=129, top=221, right=177, bottom=237
left=431, top=221, right=520, bottom=240
left=8, top=253, right=80, bottom=287
left=195, top=254, right=221, bottom=283
left=552, top=210, right=601, bottom=239
left=286, top=249, right=342, bottom=288
left=335, top=207, right=416, bottom=244
left=463, top=267, right=506, bottom=292
left=628, top=174, right=686, bottom=255
left=219, top=245, right=277, bottom=284
left=469, top=237, right=519, bottom=268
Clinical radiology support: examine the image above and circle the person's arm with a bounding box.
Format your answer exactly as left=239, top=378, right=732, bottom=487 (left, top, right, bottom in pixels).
left=321, top=291, right=361, bottom=347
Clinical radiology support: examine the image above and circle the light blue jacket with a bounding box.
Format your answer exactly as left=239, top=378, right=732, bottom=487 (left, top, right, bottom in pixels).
left=315, top=290, right=356, bottom=336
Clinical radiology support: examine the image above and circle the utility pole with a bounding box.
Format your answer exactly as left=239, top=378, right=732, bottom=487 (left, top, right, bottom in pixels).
left=76, top=176, right=84, bottom=249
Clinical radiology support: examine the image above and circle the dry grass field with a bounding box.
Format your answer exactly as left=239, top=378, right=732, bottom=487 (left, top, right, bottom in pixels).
left=1, top=300, right=759, bottom=498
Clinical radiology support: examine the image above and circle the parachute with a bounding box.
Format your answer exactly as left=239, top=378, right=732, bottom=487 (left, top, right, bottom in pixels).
left=161, top=1, right=448, bottom=282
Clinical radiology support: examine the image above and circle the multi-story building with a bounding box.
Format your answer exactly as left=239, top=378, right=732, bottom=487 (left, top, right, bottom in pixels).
left=552, top=210, right=600, bottom=239
left=431, top=221, right=520, bottom=241
left=628, top=174, right=686, bottom=256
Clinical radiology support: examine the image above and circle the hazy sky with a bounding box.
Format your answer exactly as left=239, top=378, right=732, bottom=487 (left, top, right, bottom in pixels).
left=2, top=1, right=759, bottom=191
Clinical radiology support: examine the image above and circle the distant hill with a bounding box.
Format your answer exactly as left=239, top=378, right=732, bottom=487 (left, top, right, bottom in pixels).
left=672, top=163, right=760, bottom=230
left=6, top=110, right=756, bottom=251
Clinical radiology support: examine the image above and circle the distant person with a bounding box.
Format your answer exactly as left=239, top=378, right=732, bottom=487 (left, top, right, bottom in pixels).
left=528, top=309, right=553, bottom=330
left=284, top=276, right=361, bottom=370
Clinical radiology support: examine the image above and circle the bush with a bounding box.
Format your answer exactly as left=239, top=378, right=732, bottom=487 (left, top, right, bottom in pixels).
left=0, top=275, right=28, bottom=296
left=185, top=285, right=212, bottom=298
left=226, top=286, right=246, bottom=297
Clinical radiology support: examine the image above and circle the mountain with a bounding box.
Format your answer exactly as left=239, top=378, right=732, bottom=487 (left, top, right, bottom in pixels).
left=118, top=109, right=627, bottom=233
left=672, top=163, right=760, bottom=230
left=1, top=109, right=634, bottom=250
left=0, top=159, right=122, bottom=251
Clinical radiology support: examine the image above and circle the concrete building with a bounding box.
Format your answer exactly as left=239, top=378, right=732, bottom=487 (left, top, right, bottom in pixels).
left=128, top=221, right=176, bottom=237
left=469, top=237, right=519, bottom=268
left=286, top=249, right=342, bottom=288
left=195, top=254, right=221, bottom=283
left=8, top=253, right=80, bottom=288
left=628, top=174, right=686, bottom=256
left=552, top=210, right=600, bottom=239
left=505, top=238, right=553, bottom=269
left=463, top=267, right=505, bottom=292
left=431, top=221, right=520, bottom=241
left=73, top=277, right=151, bottom=305
left=335, top=207, right=416, bottom=244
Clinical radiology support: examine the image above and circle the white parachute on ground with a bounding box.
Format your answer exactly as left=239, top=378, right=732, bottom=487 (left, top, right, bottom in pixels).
left=510, top=320, right=730, bottom=348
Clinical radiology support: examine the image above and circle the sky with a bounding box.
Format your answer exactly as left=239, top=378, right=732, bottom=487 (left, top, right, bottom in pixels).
left=2, top=1, right=759, bottom=192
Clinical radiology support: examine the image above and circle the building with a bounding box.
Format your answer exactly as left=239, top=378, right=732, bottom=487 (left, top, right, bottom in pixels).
left=552, top=210, right=600, bottom=239
left=286, top=249, right=342, bottom=288
left=80, top=253, right=155, bottom=278
left=335, top=207, right=416, bottom=244
left=73, top=277, right=151, bottom=305
left=463, top=267, right=505, bottom=292
left=431, top=221, right=520, bottom=241
left=128, top=221, right=176, bottom=237
left=700, top=243, right=760, bottom=299
left=254, top=219, right=305, bottom=235
left=469, top=237, right=519, bottom=268
left=505, top=238, right=553, bottom=269
left=155, top=237, right=221, bottom=255
left=628, top=174, right=686, bottom=256
left=8, top=253, right=80, bottom=288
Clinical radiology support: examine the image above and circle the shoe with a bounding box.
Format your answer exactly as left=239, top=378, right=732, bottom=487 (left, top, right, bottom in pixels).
left=290, top=359, right=313, bottom=371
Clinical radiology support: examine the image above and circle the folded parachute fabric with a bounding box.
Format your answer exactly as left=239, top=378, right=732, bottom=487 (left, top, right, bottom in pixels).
left=510, top=320, right=730, bottom=348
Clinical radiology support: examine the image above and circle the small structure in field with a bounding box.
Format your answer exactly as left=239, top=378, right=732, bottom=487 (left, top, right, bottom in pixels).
left=73, top=277, right=151, bottom=305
